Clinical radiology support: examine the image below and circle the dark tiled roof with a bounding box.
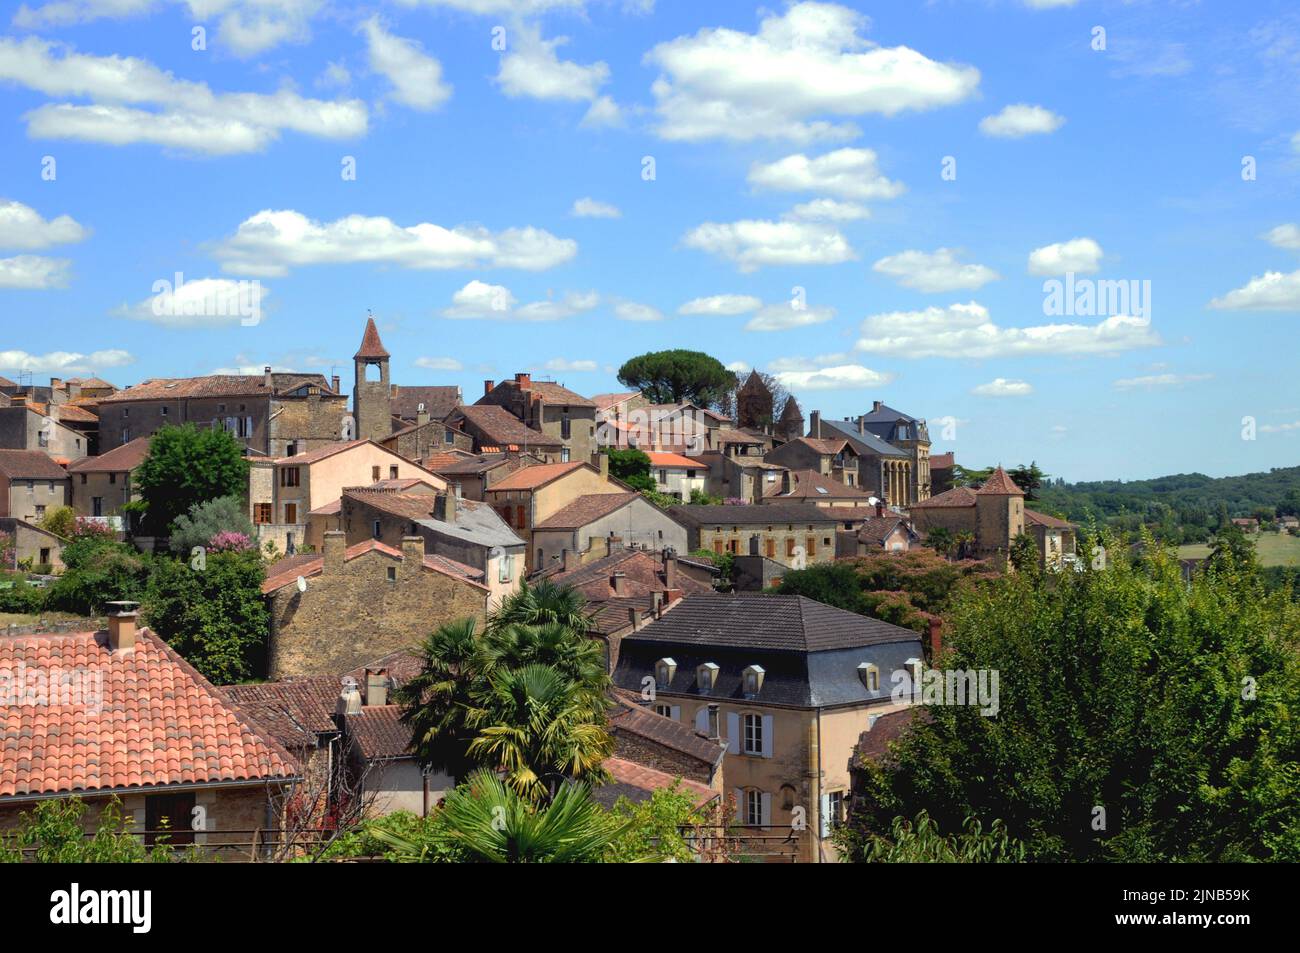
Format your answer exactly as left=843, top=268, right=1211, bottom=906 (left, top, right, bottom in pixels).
left=620, top=593, right=919, bottom=653
left=0, top=449, right=69, bottom=480
left=815, top=418, right=909, bottom=458
left=856, top=516, right=915, bottom=545
left=668, top=503, right=842, bottom=526
left=767, top=469, right=873, bottom=501
left=540, top=550, right=714, bottom=600
left=712, top=428, right=765, bottom=445
left=390, top=385, right=459, bottom=421
left=855, top=707, right=930, bottom=761
left=609, top=689, right=725, bottom=765
left=534, top=492, right=636, bottom=530
left=453, top=404, right=561, bottom=448
left=100, top=373, right=334, bottom=403
left=346, top=706, right=412, bottom=760
left=222, top=676, right=340, bottom=750
left=66, top=436, right=151, bottom=473
left=354, top=317, right=390, bottom=360
left=1024, top=508, right=1074, bottom=529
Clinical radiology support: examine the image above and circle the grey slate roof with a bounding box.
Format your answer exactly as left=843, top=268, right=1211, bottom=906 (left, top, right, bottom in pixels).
left=415, top=498, right=525, bottom=550
left=816, top=418, right=908, bottom=458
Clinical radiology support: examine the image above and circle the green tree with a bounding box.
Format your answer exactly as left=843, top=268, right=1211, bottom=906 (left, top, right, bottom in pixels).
left=168, top=495, right=255, bottom=554
left=838, top=810, right=1026, bottom=863
left=134, top=425, right=249, bottom=536
left=38, top=505, right=76, bottom=540
left=0, top=797, right=181, bottom=863
left=604, top=447, right=652, bottom=485
left=45, top=536, right=153, bottom=615
left=1008, top=532, right=1040, bottom=572
left=617, top=349, right=736, bottom=409
left=143, top=548, right=269, bottom=683
left=924, top=527, right=954, bottom=557
left=847, top=536, right=1300, bottom=862
left=489, top=580, right=593, bottom=634
left=1007, top=461, right=1048, bottom=501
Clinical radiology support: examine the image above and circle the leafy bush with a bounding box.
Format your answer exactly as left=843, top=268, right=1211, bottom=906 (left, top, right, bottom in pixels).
left=0, top=575, right=47, bottom=614
left=38, top=506, right=76, bottom=539
left=0, top=797, right=184, bottom=863
left=134, top=425, right=249, bottom=536
left=44, top=538, right=152, bottom=615
left=169, top=496, right=254, bottom=554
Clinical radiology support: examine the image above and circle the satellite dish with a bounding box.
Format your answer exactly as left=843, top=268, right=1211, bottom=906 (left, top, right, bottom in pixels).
left=296, top=575, right=307, bottom=593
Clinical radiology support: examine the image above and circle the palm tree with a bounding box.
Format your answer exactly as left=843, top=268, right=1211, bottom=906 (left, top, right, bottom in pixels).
left=465, top=663, right=613, bottom=801
left=478, top=621, right=610, bottom=715
left=397, top=617, right=482, bottom=777
left=372, top=770, right=634, bottom=863
left=489, top=580, right=592, bottom=634
left=954, top=531, right=977, bottom=560
left=924, top=527, right=954, bottom=558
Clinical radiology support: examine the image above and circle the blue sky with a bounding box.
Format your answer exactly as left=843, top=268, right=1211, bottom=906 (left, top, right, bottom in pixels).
left=1, top=0, right=1298, bottom=481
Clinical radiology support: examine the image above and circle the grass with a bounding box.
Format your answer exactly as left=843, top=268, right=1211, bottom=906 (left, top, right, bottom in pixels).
left=1178, top=531, right=1300, bottom=567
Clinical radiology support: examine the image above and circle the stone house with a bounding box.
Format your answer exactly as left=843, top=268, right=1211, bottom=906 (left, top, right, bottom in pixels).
left=422, top=449, right=546, bottom=500
left=261, top=533, right=489, bottom=678
left=530, top=492, right=689, bottom=571
left=0, top=449, right=70, bottom=523
left=389, top=384, right=461, bottom=426
left=476, top=373, right=598, bottom=463
left=67, top=435, right=151, bottom=528
left=646, top=450, right=708, bottom=500
left=762, top=469, right=876, bottom=508
left=96, top=368, right=348, bottom=457
left=807, top=411, right=914, bottom=506
left=668, top=503, right=842, bottom=566
left=0, top=403, right=88, bottom=462
left=696, top=449, right=787, bottom=502
left=381, top=416, right=473, bottom=462
left=602, top=688, right=726, bottom=809
left=929, top=451, right=956, bottom=496
left=340, top=486, right=526, bottom=608
left=0, top=606, right=299, bottom=859
left=1024, top=509, right=1077, bottom=570
left=446, top=404, right=566, bottom=462
left=764, top=436, right=862, bottom=487
left=836, top=513, right=918, bottom=557
left=612, top=593, right=924, bottom=862
left=0, top=516, right=66, bottom=571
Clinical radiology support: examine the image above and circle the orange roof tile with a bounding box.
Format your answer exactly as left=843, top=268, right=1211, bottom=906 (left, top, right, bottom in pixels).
left=646, top=451, right=705, bottom=469
left=486, top=461, right=586, bottom=492
left=354, top=316, right=390, bottom=360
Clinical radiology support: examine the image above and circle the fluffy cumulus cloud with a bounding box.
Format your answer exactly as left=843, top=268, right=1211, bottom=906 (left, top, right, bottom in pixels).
left=1112, top=372, right=1213, bottom=391
left=0, top=347, right=133, bottom=374
left=0, top=35, right=367, bottom=155
left=213, top=210, right=577, bottom=276
left=773, top=363, right=894, bottom=391
left=784, top=198, right=869, bottom=221
left=1208, top=271, right=1300, bottom=311
left=361, top=17, right=451, bottom=111
left=494, top=24, right=620, bottom=126
left=677, top=294, right=761, bottom=315
left=442, top=280, right=599, bottom=321
left=747, top=148, right=904, bottom=201
left=854, top=301, right=1160, bottom=358
left=644, top=2, right=979, bottom=143
left=1264, top=224, right=1300, bottom=250
left=0, top=199, right=90, bottom=249
left=1027, top=237, right=1103, bottom=275
left=979, top=103, right=1065, bottom=138
left=571, top=197, right=621, bottom=219
left=872, top=248, right=999, bottom=293
left=0, top=255, right=73, bottom=289
left=682, top=219, right=854, bottom=272
left=414, top=356, right=464, bottom=371
left=971, top=378, right=1033, bottom=397
left=536, top=358, right=597, bottom=372
left=614, top=300, right=663, bottom=322
left=114, top=277, right=269, bottom=327
left=744, top=303, right=835, bottom=331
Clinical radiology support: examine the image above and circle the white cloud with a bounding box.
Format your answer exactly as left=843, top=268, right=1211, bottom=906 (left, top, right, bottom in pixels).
left=725, top=360, right=752, bottom=374
left=0, top=199, right=89, bottom=250
left=855, top=301, right=1160, bottom=358
left=872, top=248, right=999, bottom=293
left=1208, top=270, right=1300, bottom=311
left=682, top=219, right=854, bottom=272
left=0, top=255, right=72, bottom=289
left=1023, top=0, right=1080, bottom=8
left=744, top=303, right=835, bottom=332
left=645, top=2, right=979, bottom=143
left=785, top=198, right=870, bottom=221
left=361, top=17, right=451, bottom=111
left=1260, top=419, right=1300, bottom=434
left=614, top=301, right=663, bottom=322
left=442, top=280, right=599, bottom=321
left=748, top=148, right=904, bottom=201
left=971, top=378, right=1033, bottom=397
left=766, top=352, right=850, bottom=372
left=0, top=347, right=134, bottom=374
left=213, top=210, right=577, bottom=277
left=497, top=25, right=609, bottom=102
left=1264, top=224, right=1300, bottom=250
left=979, top=103, right=1064, bottom=138
left=580, top=95, right=623, bottom=128
left=571, top=197, right=621, bottom=219
left=114, top=277, right=269, bottom=327
left=414, top=356, right=464, bottom=371
left=677, top=294, right=761, bottom=315
left=536, top=358, right=597, bottom=372
left=397, top=0, right=586, bottom=15
left=1112, top=372, right=1213, bottom=391
left=0, top=35, right=367, bottom=155
left=773, top=363, right=894, bottom=391
left=1027, top=237, right=1103, bottom=276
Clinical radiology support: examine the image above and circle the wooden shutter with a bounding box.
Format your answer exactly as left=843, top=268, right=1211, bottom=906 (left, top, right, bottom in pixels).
left=670, top=705, right=681, bottom=721
left=727, top=711, right=740, bottom=753
left=761, top=714, right=774, bottom=758
left=819, top=793, right=831, bottom=839
left=760, top=792, right=772, bottom=828
left=695, top=707, right=710, bottom=733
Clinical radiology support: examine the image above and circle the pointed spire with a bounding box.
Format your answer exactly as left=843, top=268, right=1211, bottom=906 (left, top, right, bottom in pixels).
left=354, top=315, right=390, bottom=361
left=780, top=394, right=803, bottom=422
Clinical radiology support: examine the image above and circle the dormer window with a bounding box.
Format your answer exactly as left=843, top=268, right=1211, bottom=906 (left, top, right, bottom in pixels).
left=655, top=657, right=677, bottom=688
left=742, top=664, right=765, bottom=697
left=857, top=662, right=879, bottom=692
left=696, top=662, right=719, bottom=693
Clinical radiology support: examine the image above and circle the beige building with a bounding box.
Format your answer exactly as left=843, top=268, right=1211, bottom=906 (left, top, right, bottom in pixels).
left=668, top=503, right=843, bottom=566
left=0, top=449, right=70, bottom=524
left=613, top=593, right=924, bottom=862
left=477, top=373, right=599, bottom=464
left=764, top=436, right=862, bottom=486
left=0, top=403, right=88, bottom=462
left=530, top=492, right=689, bottom=571
left=645, top=451, right=708, bottom=500
left=67, top=435, right=151, bottom=529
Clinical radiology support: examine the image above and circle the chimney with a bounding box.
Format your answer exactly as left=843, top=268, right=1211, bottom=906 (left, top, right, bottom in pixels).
left=401, top=535, right=423, bottom=576
left=416, top=404, right=430, bottom=426
left=264, top=365, right=273, bottom=389
left=331, top=374, right=340, bottom=394
left=336, top=677, right=362, bottom=716
left=857, top=414, right=866, bottom=435
left=928, top=617, right=943, bottom=659
left=453, top=481, right=463, bottom=499
left=627, top=606, right=639, bottom=631
left=436, top=491, right=457, bottom=524
left=598, top=453, right=609, bottom=479
left=50, top=377, right=63, bottom=391
left=484, top=379, right=495, bottom=396
left=323, top=530, right=345, bottom=574
left=652, top=591, right=664, bottom=618
left=364, top=668, right=390, bottom=707
left=875, top=498, right=885, bottom=518
left=611, top=571, right=627, bottom=596
left=665, top=587, right=683, bottom=605
left=873, top=400, right=884, bottom=414
left=810, top=410, right=820, bottom=438
left=106, top=600, right=139, bottom=652
left=562, top=548, right=579, bottom=572
left=662, top=549, right=677, bottom=589
left=515, top=372, right=531, bottom=390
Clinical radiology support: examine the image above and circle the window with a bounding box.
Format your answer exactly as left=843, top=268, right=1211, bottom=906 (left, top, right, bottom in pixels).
left=561, top=415, right=571, bottom=440
left=79, top=474, right=86, bottom=484
left=109, top=473, right=116, bottom=484
left=123, top=408, right=129, bottom=418
left=515, top=505, right=525, bottom=527
left=806, top=536, right=816, bottom=557
left=726, top=538, right=739, bottom=554
left=284, top=503, right=298, bottom=524
left=696, top=662, right=718, bottom=692
left=858, top=662, right=879, bottom=692
left=91, top=497, right=103, bottom=517
left=655, top=658, right=677, bottom=687
left=659, top=469, right=667, bottom=484
left=386, top=566, right=397, bottom=582
left=497, top=553, right=514, bottom=583
left=712, top=538, right=725, bottom=555
left=372, top=466, right=381, bottom=482
left=827, top=791, right=845, bottom=829
left=145, top=792, right=196, bottom=847
left=254, top=503, right=272, bottom=524
left=654, top=704, right=673, bottom=718
left=279, top=467, right=300, bottom=488
left=160, top=406, right=168, bottom=416
left=35, top=505, right=45, bottom=519
left=38, top=430, right=48, bottom=448
left=743, top=713, right=765, bottom=755
left=785, top=538, right=796, bottom=557
left=286, top=442, right=297, bottom=457
left=389, top=465, right=399, bottom=480
left=742, top=665, right=765, bottom=697
left=372, top=520, right=382, bottom=539
left=745, top=789, right=763, bottom=826
left=764, top=538, right=776, bottom=558
left=560, top=447, right=570, bottom=463
left=122, top=428, right=129, bottom=443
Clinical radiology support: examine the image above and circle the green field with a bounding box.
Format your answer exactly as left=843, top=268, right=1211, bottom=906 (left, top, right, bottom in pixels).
left=1178, top=532, right=1300, bottom=567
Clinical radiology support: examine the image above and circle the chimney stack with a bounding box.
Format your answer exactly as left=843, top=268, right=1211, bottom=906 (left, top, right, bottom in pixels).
left=323, top=530, right=345, bottom=574
left=627, top=606, right=639, bottom=631
left=106, top=600, right=139, bottom=652
left=873, top=400, right=884, bottom=414
left=875, top=498, right=885, bottom=518
left=662, top=549, right=677, bottom=589
left=809, top=409, right=820, bottom=438
left=264, top=365, right=273, bottom=389
left=364, top=668, right=390, bottom=707
left=515, top=372, right=531, bottom=390
left=484, top=379, right=495, bottom=396
left=331, top=374, right=340, bottom=394
left=416, top=403, right=430, bottom=426
left=401, top=535, right=423, bottom=576
left=336, top=677, right=362, bottom=716
left=563, top=548, right=579, bottom=572
left=611, top=571, right=627, bottom=596
left=598, top=453, right=609, bottom=479
left=652, top=591, right=664, bottom=618
left=857, top=414, right=866, bottom=436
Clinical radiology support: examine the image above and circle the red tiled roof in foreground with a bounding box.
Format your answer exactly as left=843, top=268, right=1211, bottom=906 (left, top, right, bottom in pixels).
left=66, top=435, right=151, bottom=473
left=0, top=629, right=299, bottom=799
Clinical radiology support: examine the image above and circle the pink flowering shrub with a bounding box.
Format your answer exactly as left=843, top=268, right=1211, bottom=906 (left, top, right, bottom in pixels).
left=208, top=530, right=254, bottom=552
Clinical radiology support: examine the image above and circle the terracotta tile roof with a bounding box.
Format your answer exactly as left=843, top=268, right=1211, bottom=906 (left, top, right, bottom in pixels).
left=261, top=538, right=486, bottom=594
left=422, top=450, right=478, bottom=472
left=66, top=436, right=151, bottom=473
left=608, top=689, right=727, bottom=767
left=590, top=391, right=641, bottom=411
left=533, top=492, right=636, bottom=530
left=354, top=317, right=390, bottom=360
left=856, top=516, right=914, bottom=545
left=543, top=550, right=714, bottom=601
left=342, top=488, right=437, bottom=521
left=789, top=436, right=852, bottom=456
left=977, top=466, right=1024, bottom=496
left=908, top=486, right=978, bottom=509
left=54, top=403, right=98, bottom=423
left=524, top=380, right=596, bottom=407
left=101, top=373, right=334, bottom=402
left=273, top=438, right=370, bottom=466
left=855, top=707, right=930, bottom=762
left=222, top=676, right=340, bottom=750
left=0, top=449, right=69, bottom=480
left=595, top=757, right=715, bottom=808
left=712, top=428, right=765, bottom=445
left=929, top=451, right=955, bottom=469
left=345, top=706, right=412, bottom=760
left=0, top=628, right=299, bottom=799
left=453, top=404, right=561, bottom=448
left=486, top=460, right=585, bottom=491
left=1024, top=508, right=1074, bottom=529
left=368, top=477, right=437, bottom=491
left=768, top=469, right=873, bottom=501
left=586, top=597, right=656, bottom=634
left=646, top=451, right=704, bottom=468
left=389, top=385, right=459, bottom=421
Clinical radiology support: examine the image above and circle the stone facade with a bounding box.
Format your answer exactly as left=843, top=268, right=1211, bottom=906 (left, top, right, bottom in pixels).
left=477, top=374, right=598, bottom=464
left=353, top=317, right=393, bottom=443
left=0, top=406, right=87, bottom=461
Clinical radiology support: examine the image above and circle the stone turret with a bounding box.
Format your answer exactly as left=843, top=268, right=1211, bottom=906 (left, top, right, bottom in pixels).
left=353, top=316, right=392, bottom=442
